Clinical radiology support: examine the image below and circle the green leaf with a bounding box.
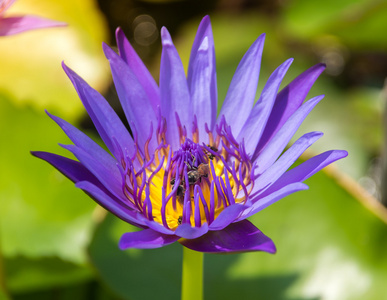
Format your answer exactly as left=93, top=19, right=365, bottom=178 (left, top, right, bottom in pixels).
left=4, top=257, right=91, bottom=294
left=9, top=276, right=121, bottom=300
left=0, top=94, right=96, bottom=291
left=282, top=0, right=387, bottom=49
left=282, top=0, right=359, bottom=38
left=0, top=290, right=10, bottom=300
left=88, top=165, right=387, bottom=300
left=88, top=215, right=182, bottom=300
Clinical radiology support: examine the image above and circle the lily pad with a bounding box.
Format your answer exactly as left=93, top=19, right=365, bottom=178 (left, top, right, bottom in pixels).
left=88, top=214, right=182, bottom=300
left=0, top=290, right=9, bottom=300
left=4, top=256, right=91, bottom=294
left=0, top=94, right=96, bottom=291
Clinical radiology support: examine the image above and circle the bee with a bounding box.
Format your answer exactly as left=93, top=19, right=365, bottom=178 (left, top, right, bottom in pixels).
left=176, top=184, right=185, bottom=205
left=206, top=145, right=218, bottom=160
left=177, top=216, right=182, bottom=225
left=186, top=158, right=210, bottom=185
left=170, top=177, right=185, bottom=205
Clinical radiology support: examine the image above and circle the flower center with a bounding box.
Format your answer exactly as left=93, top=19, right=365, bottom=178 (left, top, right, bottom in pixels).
left=119, top=116, right=254, bottom=231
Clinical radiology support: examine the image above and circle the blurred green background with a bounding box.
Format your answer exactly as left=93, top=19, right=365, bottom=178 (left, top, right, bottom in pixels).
left=1, top=0, right=387, bottom=299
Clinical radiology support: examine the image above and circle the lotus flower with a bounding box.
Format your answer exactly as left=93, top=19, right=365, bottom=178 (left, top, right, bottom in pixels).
left=32, top=16, right=347, bottom=254
left=0, top=0, right=65, bottom=36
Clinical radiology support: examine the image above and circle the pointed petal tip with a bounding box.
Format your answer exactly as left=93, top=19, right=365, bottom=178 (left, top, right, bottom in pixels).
left=101, top=41, right=113, bottom=56
left=118, top=240, right=127, bottom=251
left=31, top=151, right=63, bottom=164
left=266, top=241, right=277, bottom=254
left=102, top=42, right=122, bottom=64
left=307, top=62, right=326, bottom=75
left=276, top=57, right=294, bottom=74
left=250, top=32, right=266, bottom=49
left=202, top=15, right=210, bottom=22
left=61, top=62, right=82, bottom=85
left=338, top=149, right=349, bottom=158
left=317, top=62, right=327, bottom=69
left=298, top=182, right=310, bottom=190
left=30, top=150, right=40, bottom=158
left=287, top=57, right=295, bottom=64
left=198, top=15, right=211, bottom=29
left=303, top=131, right=324, bottom=140
left=61, top=60, right=67, bottom=70
left=59, top=143, right=73, bottom=152
left=311, top=94, right=325, bottom=103
left=30, top=151, right=60, bottom=166
left=45, top=110, right=62, bottom=122
left=115, top=26, right=123, bottom=37
left=161, top=26, right=173, bottom=46
left=45, top=110, right=59, bottom=122
left=61, top=61, right=75, bottom=77
left=115, top=27, right=128, bottom=48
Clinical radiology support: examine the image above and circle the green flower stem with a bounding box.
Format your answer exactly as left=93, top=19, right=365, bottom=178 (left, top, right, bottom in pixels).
left=181, top=247, right=204, bottom=300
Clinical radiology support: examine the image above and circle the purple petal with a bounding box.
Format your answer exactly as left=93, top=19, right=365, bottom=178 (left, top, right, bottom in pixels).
left=174, top=223, right=209, bottom=239
left=159, top=27, right=192, bottom=149
left=256, top=63, right=326, bottom=153
left=31, top=151, right=101, bottom=186
left=188, top=16, right=217, bottom=134
left=217, top=33, right=265, bottom=137
left=115, top=28, right=160, bottom=113
left=261, top=150, right=348, bottom=197
left=188, top=16, right=214, bottom=80
left=62, top=63, right=135, bottom=162
left=103, top=43, right=157, bottom=153
left=189, top=38, right=213, bottom=143
left=239, top=182, right=309, bottom=220
left=142, top=219, right=175, bottom=235
left=251, top=131, right=323, bottom=195
left=253, top=95, right=324, bottom=172
left=119, top=229, right=179, bottom=250
left=180, top=220, right=276, bottom=254
left=208, top=203, right=249, bottom=230
left=46, top=111, right=119, bottom=172
left=237, top=58, right=293, bottom=155
left=31, top=151, right=137, bottom=220
left=61, top=144, right=125, bottom=201
left=0, top=15, right=66, bottom=36
left=76, top=181, right=147, bottom=228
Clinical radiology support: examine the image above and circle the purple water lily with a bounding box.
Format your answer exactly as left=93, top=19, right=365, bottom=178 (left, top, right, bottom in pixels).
left=32, top=16, right=347, bottom=254
left=0, top=0, right=65, bottom=36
